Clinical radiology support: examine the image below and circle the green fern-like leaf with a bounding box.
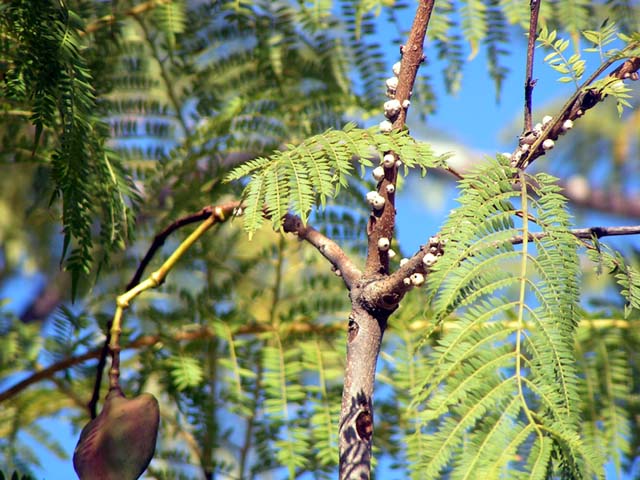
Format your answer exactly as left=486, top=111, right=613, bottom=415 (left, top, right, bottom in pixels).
left=262, top=336, right=309, bottom=478
left=460, top=0, right=488, bottom=59
left=588, top=245, right=640, bottom=317
left=576, top=324, right=632, bottom=476
left=300, top=337, right=342, bottom=470
left=555, top=0, right=593, bottom=39
left=226, top=123, right=441, bottom=237
left=167, top=355, right=205, bottom=391
left=411, top=156, right=602, bottom=479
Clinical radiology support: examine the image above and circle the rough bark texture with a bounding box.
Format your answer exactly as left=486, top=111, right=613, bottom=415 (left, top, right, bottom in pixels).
left=339, top=285, right=391, bottom=480
left=338, top=2, right=435, bottom=479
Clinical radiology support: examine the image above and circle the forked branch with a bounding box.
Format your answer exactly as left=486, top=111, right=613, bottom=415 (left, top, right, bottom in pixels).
left=88, top=202, right=241, bottom=418
left=282, top=213, right=362, bottom=289
left=339, top=2, right=436, bottom=479
left=513, top=52, right=640, bottom=169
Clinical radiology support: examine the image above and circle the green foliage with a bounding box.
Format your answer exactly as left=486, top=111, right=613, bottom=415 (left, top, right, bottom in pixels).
left=226, top=123, right=442, bottom=236
left=2, top=1, right=640, bottom=479
left=538, top=28, right=586, bottom=85
left=0, top=472, right=35, bottom=480
left=0, top=0, right=137, bottom=296
left=410, top=157, right=600, bottom=478
left=576, top=324, right=633, bottom=477
left=588, top=245, right=640, bottom=318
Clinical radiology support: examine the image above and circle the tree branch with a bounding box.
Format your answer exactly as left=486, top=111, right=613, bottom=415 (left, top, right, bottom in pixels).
left=513, top=51, right=640, bottom=169
left=282, top=213, right=362, bottom=290
left=89, top=201, right=241, bottom=418
left=523, top=0, right=541, bottom=133
left=559, top=179, right=640, bottom=218
left=363, top=0, right=435, bottom=277
left=0, top=322, right=342, bottom=405
left=339, top=2, right=436, bottom=479
left=509, top=225, right=640, bottom=245
left=82, top=0, right=171, bottom=35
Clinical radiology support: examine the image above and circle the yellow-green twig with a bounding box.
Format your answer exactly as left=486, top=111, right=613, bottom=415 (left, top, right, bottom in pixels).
left=107, top=205, right=233, bottom=388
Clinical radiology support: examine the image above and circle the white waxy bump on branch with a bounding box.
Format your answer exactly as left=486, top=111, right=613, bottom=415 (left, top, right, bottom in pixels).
left=379, top=120, right=393, bottom=133
left=383, top=99, right=402, bottom=118
left=388, top=248, right=396, bottom=259
left=399, top=257, right=409, bottom=266
left=369, top=193, right=386, bottom=210
left=423, top=252, right=437, bottom=267
left=533, top=123, right=543, bottom=135
left=542, top=138, right=555, bottom=150
left=562, top=119, right=573, bottom=132
left=383, top=153, right=395, bottom=168
left=373, top=166, right=385, bottom=181
left=385, top=184, right=395, bottom=194
left=402, top=99, right=410, bottom=108
left=392, top=61, right=401, bottom=76
left=395, top=159, right=402, bottom=168
left=366, top=191, right=378, bottom=202
left=403, top=277, right=411, bottom=286
left=377, top=237, right=390, bottom=251
left=410, top=272, right=424, bottom=286
left=385, top=76, right=399, bottom=92
left=542, top=115, right=553, bottom=126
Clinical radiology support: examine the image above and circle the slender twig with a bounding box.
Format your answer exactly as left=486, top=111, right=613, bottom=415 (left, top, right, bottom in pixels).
left=82, top=0, right=171, bottom=35
left=88, top=202, right=241, bottom=417
left=282, top=213, right=362, bottom=290
left=514, top=49, right=640, bottom=169
left=126, top=204, right=241, bottom=290
left=523, top=0, right=541, bottom=133
left=509, top=225, right=640, bottom=245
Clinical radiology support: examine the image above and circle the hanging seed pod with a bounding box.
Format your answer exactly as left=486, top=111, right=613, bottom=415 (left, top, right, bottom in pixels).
left=73, top=387, right=160, bottom=480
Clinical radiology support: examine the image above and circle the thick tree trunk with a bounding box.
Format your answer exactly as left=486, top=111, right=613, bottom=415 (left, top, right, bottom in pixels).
left=338, top=286, right=391, bottom=479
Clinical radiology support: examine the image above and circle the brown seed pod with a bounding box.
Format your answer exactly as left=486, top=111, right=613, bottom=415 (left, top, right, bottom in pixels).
left=73, top=386, right=159, bottom=480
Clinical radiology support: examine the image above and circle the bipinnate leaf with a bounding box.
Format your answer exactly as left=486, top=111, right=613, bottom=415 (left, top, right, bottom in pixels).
left=73, top=387, right=159, bottom=480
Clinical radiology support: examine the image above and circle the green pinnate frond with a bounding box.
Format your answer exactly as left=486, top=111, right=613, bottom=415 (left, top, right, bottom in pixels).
left=484, top=2, right=510, bottom=99
left=300, top=338, right=342, bottom=470
left=555, top=0, right=593, bottom=38
left=412, top=156, right=600, bottom=478
left=226, top=123, right=441, bottom=236
left=154, top=0, right=186, bottom=39
left=498, top=0, right=530, bottom=30
left=583, top=21, right=619, bottom=59
left=576, top=326, right=632, bottom=475
left=2, top=0, right=136, bottom=297
left=262, top=337, right=309, bottom=477
left=167, top=355, right=205, bottom=391
left=460, top=0, right=487, bottom=59
left=538, top=28, right=586, bottom=85
left=588, top=246, right=640, bottom=317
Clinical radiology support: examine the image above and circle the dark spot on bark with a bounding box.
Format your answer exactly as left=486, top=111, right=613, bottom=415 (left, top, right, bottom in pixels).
left=381, top=293, right=399, bottom=308
left=355, top=410, right=373, bottom=441
left=348, top=317, right=358, bottom=342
